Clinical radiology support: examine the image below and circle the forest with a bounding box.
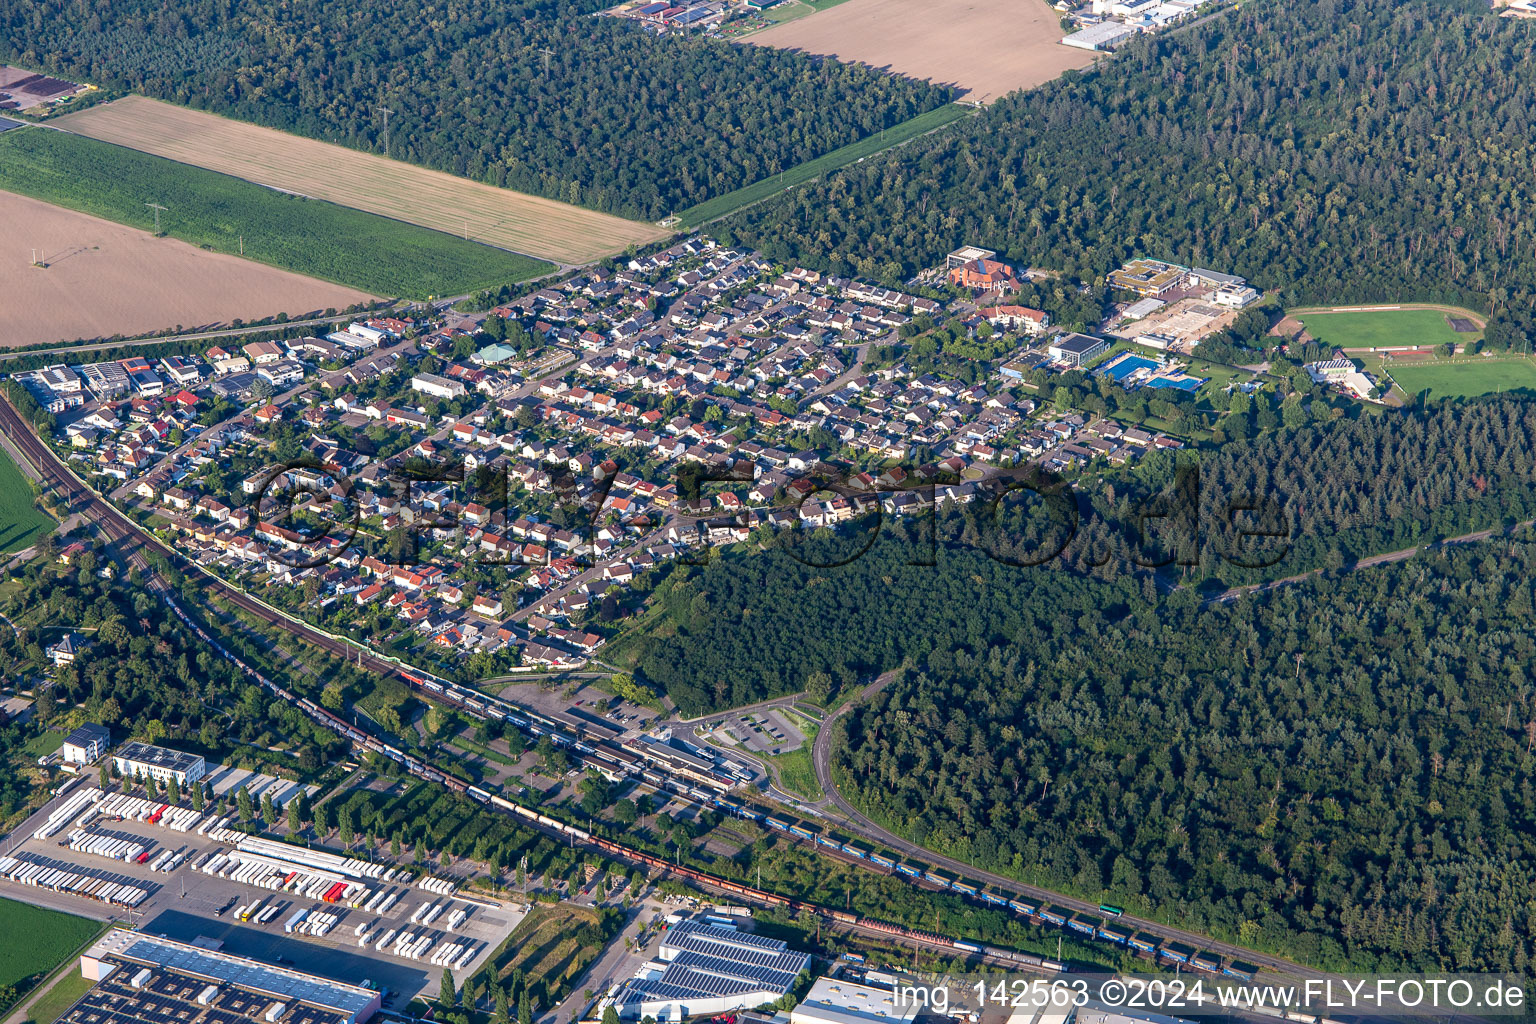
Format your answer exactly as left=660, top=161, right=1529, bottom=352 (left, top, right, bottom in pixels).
left=634, top=396, right=1536, bottom=711
left=631, top=474, right=1536, bottom=973
left=0, top=0, right=952, bottom=220
left=717, top=0, right=1535, bottom=346
left=831, top=538, right=1536, bottom=975
left=0, top=539, right=351, bottom=776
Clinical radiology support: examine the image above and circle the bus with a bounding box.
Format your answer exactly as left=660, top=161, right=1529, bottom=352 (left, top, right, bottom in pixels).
left=1098, top=904, right=1125, bottom=918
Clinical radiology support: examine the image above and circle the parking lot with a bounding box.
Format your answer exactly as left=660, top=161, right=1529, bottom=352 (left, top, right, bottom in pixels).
left=491, top=678, right=660, bottom=735
left=0, top=781, right=527, bottom=1002
left=720, top=709, right=805, bottom=755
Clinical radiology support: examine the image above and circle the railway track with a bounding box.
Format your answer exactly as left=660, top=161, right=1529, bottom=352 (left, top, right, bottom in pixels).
left=0, top=396, right=1363, bottom=1004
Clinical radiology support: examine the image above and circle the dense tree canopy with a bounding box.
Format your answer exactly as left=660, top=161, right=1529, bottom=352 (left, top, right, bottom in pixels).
left=0, top=0, right=952, bottom=219
left=629, top=398, right=1536, bottom=971
left=637, top=398, right=1536, bottom=711
left=833, top=535, right=1536, bottom=974
left=719, top=0, right=1535, bottom=344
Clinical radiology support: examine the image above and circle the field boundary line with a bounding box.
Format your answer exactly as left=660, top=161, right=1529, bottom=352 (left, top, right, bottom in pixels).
left=0, top=918, right=115, bottom=1024
left=682, top=103, right=978, bottom=228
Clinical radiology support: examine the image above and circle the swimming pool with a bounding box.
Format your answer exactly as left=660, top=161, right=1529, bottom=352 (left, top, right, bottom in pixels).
left=1101, top=354, right=1159, bottom=382
left=1145, top=376, right=1203, bottom=391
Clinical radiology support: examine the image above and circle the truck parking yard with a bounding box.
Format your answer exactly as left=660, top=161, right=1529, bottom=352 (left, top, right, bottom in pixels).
left=0, top=782, right=527, bottom=1002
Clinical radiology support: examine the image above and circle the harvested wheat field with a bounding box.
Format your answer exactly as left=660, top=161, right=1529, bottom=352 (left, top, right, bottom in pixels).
left=749, top=0, right=1094, bottom=103
left=0, top=190, right=373, bottom=346
left=57, top=96, right=669, bottom=265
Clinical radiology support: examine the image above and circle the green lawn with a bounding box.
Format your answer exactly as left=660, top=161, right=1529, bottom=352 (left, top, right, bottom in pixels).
left=1383, top=357, right=1536, bottom=401
left=21, top=730, right=66, bottom=760
left=769, top=712, right=823, bottom=801
left=0, top=129, right=552, bottom=298
left=1293, top=308, right=1476, bottom=350
left=677, top=104, right=973, bottom=226
left=724, top=0, right=857, bottom=34
left=0, top=447, right=52, bottom=555
left=0, top=898, right=101, bottom=994
left=17, top=964, right=95, bottom=1024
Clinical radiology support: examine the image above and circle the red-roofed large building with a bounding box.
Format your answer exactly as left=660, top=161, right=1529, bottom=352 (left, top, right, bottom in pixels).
left=979, top=305, right=1050, bottom=335
left=949, top=258, right=1019, bottom=292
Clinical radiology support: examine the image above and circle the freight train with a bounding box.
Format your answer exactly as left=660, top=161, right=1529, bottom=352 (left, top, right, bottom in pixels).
left=166, top=594, right=1256, bottom=981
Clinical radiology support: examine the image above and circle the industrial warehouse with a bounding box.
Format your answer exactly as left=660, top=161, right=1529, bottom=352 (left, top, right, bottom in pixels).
left=70, top=932, right=382, bottom=1024
left=608, top=917, right=811, bottom=1020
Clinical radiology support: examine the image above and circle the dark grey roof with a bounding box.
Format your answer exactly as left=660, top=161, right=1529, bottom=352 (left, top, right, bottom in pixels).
left=65, top=723, right=109, bottom=747
left=614, top=922, right=809, bottom=1011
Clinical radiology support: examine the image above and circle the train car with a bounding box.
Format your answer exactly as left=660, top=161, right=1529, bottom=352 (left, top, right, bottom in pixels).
left=1223, top=961, right=1259, bottom=981
left=1008, top=899, right=1038, bottom=916
left=954, top=941, right=982, bottom=953
left=923, top=870, right=954, bottom=888
left=895, top=863, right=922, bottom=879
left=763, top=817, right=789, bottom=832
left=466, top=787, right=491, bottom=804
left=815, top=835, right=839, bottom=849
left=841, top=843, right=869, bottom=860
left=1067, top=914, right=1102, bottom=938
left=951, top=881, right=979, bottom=897
left=1161, top=941, right=1195, bottom=964
left=1129, top=932, right=1159, bottom=953
left=978, top=890, right=1008, bottom=907
left=1099, top=921, right=1132, bottom=944
left=868, top=853, right=896, bottom=870
left=1040, top=959, right=1066, bottom=973
left=1190, top=951, right=1221, bottom=973
left=788, top=825, right=816, bottom=842
left=1037, top=905, right=1068, bottom=926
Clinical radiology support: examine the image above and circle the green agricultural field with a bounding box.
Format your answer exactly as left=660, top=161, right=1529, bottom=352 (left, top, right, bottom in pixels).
left=0, top=130, right=552, bottom=299
left=0, top=898, right=102, bottom=1003
left=1383, top=357, right=1536, bottom=401
left=0, top=447, right=52, bottom=555
left=1294, top=308, right=1477, bottom=350
left=677, top=104, right=973, bottom=226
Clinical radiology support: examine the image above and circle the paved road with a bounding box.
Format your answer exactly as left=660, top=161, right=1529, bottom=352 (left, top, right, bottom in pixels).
left=7, top=391, right=1513, bottom=1006
left=109, top=335, right=419, bottom=502
left=0, top=309, right=399, bottom=364
left=544, top=897, right=662, bottom=1024
left=804, top=671, right=1499, bottom=1015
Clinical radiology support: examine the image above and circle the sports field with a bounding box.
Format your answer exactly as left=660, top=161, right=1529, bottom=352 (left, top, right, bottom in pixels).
left=0, top=442, right=54, bottom=553
left=1384, top=357, right=1536, bottom=401
left=1293, top=307, right=1482, bottom=350
left=748, top=0, right=1094, bottom=103
left=56, top=96, right=669, bottom=265
left=0, top=897, right=100, bottom=995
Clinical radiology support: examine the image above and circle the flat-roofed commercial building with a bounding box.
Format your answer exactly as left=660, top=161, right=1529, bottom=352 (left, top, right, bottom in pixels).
left=610, top=920, right=810, bottom=1020
left=791, top=977, right=920, bottom=1024
left=1048, top=333, right=1111, bottom=368
left=73, top=932, right=381, bottom=1024
left=62, top=723, right=110, bottom=765
left=112, top=741, right=207, bottom=787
